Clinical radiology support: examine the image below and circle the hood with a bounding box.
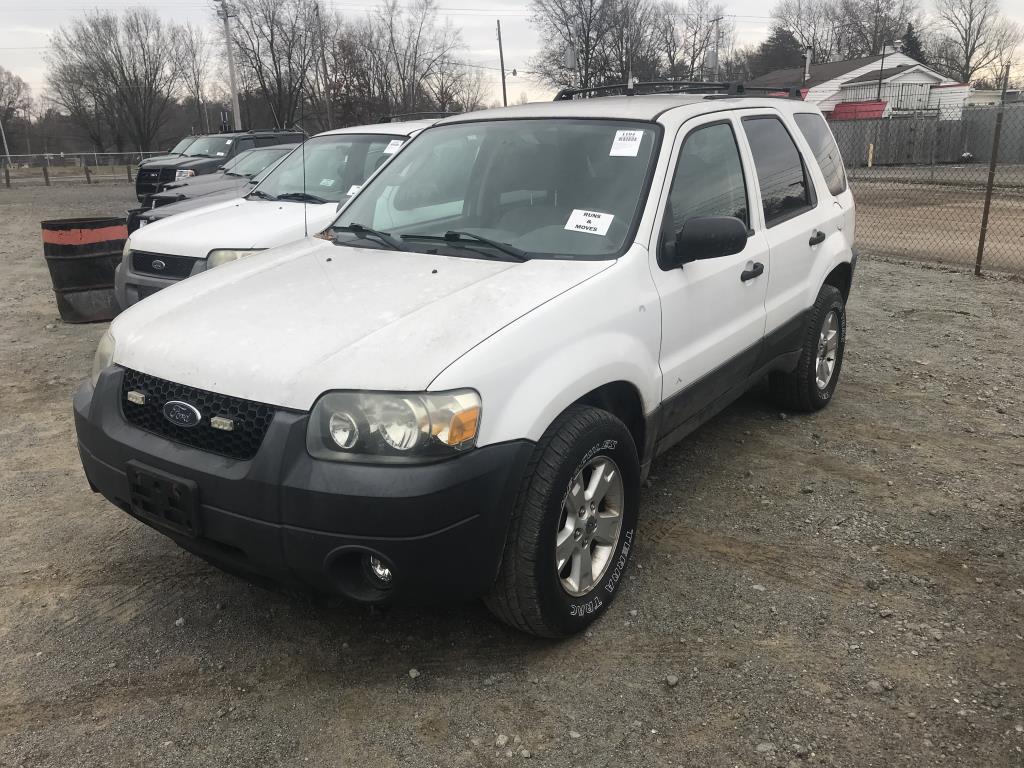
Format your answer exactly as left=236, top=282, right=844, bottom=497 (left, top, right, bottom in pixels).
left=128, top=198, right=339, bottom=257
left=139, top=153, right=184, bottom=167
left=141, top=155, right=220, bottom=172
left=140, top=187, right=250, bottom=222
left=111, top=239, right=611, bottom=410
left=154, top=175, right=250, bottom=201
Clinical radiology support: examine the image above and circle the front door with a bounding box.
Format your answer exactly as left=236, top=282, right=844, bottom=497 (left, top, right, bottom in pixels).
left=649, top=113, right=770, bottom=446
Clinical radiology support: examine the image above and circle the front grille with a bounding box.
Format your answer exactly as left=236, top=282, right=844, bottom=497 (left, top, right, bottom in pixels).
left=136, top=169, right=161, bottom=195
left=131, top=250, right=197, bottom=278
left=120, top=369, right=276, bottom=460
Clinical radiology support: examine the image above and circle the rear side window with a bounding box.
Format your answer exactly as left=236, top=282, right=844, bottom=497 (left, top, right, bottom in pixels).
left=795, top=113, right=847, bottom=196
left=742, top=116, right=814, bottom=227
left=666, top=121, right=748, bottom=232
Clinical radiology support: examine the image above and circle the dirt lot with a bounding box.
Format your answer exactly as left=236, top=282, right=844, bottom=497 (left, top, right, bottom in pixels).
left=851, top=181, right=1024, bottom=273
left=1, top=184, right=1023, bottom=767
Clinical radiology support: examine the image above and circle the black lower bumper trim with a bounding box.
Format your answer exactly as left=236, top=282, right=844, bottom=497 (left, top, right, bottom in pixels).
left=75, top=368, right=535, bottom=604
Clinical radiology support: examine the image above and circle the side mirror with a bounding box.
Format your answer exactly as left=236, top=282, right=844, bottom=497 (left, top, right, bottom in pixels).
left=661, top=215, right=749, bottom=268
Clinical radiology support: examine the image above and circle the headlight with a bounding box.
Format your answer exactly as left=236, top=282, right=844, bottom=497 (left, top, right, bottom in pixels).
left=307, top=390, right=481, bottom=462
left=174, top=169, right=195, bottom=180
left=90, top=329, right=116, bottom=387
left=207, top=249, right=261, bottom=268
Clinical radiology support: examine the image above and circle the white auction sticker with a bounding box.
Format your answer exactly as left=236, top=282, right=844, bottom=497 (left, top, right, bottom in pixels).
left=319, top=178, right=336, bottom=187
left=564, top=209, right=614, bottom=236
left=610, top=129, right=642, bottom=157
left=346, top=184, right=361, bottom=196
left=383, top=139, right=404, bottom=154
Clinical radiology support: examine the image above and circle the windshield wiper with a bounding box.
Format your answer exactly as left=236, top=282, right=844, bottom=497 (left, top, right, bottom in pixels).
left=276, top=191, right=330, bottom=204
left=403, top=231, right=529, bottom=262
left=247, top=189, right=277, bottom=201
left=332, top=222, right=405, bottom=251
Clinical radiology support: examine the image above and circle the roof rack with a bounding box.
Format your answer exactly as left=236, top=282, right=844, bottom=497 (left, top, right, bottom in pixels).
left=385, top=111, right=459, bottom=123
left=553, top=81, right=804, bottom=101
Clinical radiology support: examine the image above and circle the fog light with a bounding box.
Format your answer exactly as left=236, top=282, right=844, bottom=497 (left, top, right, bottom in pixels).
left=365, top=555, right=393, bottom=585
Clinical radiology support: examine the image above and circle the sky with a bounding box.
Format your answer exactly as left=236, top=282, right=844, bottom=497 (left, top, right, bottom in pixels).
left=2, top=0, right=1021, bottom=110
left=0, top=0, right=784, bottom=108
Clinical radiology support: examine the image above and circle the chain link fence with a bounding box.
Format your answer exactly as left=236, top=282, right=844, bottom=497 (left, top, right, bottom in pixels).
left=1, top=152, right=165, bottom=187
left=831, top=99, right=1024, bottom=275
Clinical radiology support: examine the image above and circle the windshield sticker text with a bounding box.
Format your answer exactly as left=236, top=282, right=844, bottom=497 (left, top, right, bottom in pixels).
left=383, top=140, right=404, bottom=155
left=610, top=130, right=642, bottom=157
left=319, top=178, right=336, bottom=187
left=565, top=209, right=614, bottom=237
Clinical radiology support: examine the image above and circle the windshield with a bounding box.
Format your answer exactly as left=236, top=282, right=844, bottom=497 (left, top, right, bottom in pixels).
left=251, top=133, right=405, bottom=203
left=334, top=119, right=659, bottom=260
left=183, top=136, right=236, bottom=158
left=227, top=147, right=292, bottom=177
left=170, top=137, right=194, bottom=155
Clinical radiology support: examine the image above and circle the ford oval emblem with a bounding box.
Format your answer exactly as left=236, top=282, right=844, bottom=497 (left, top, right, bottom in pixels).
left=163, top=400, right=202, bottom=428
left=151, top=259, right=166, bottom=271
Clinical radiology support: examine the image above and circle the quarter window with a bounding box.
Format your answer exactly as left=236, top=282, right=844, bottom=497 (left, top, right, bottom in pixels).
left=742, top=116, right=814, bottom=227
left=795, top=113, right=847, bottom=196
left=665, top=122, right=748, bottom=234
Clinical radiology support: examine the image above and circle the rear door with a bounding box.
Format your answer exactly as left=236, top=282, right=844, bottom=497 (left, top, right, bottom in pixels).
left=737, top=110, right=822, bottom=355
left=649, top=112, right=770, bottom=444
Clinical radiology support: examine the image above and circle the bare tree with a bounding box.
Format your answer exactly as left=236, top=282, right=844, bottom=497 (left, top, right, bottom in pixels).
left=228, top=0, right=320, bottom=128
left=530, top=0, right=614, bottom=88
left=837, top=0, right=917, bottom=57
left=933, top=0, right=1022, bottom=82
left=602, top=0, right=663, bottom=82
left=0, top=67, right=31, bottom=124
left=47, top=9, right=184, bottom=151
left=771, top=0, right=842, bottom=63
left=180, top=23, right=212, bottom=131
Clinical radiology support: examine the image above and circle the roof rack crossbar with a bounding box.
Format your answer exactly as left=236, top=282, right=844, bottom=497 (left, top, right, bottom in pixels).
left=553, top=81, right=803, bottom=101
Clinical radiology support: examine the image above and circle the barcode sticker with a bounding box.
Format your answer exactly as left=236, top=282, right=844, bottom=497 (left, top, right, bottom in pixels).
left=610, top=130, right=642, bottom=157
left=347, top=185, right=361, bottom=196
left=564, top=209, right=614, bottom=236
left=383, top=139, right=404, bottom=155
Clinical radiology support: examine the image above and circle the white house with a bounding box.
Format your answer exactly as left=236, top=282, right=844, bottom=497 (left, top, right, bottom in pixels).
left=748, top=50, right=964, bottom=119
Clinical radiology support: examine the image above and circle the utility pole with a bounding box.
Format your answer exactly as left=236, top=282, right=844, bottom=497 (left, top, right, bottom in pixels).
left=707, top=16, right=723, bottom=82
left=0, top=118, right=11, bottom=169
left=216, top=0, right=243, bottom=130
left=497, top=20, right=508, bottom=107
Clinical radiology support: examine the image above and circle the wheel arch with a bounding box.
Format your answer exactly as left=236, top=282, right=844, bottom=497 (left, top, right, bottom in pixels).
left=570, top=380, right=646, bottom=461
left=823, top=260, right=852, bottom=302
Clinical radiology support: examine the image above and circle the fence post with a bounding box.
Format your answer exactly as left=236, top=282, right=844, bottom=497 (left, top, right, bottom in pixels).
left=42, top=163, right=50, bottom=186
left=84, top=164, right=92, bottom=184
left=974, top=64, right=1010, bottom=277
left=3, top=164, right=9, bottom=188
left=126, top=164, right=132, bottom=183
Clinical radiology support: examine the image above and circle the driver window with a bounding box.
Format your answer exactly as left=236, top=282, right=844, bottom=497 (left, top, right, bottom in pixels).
left=665, top=122, right=748, bottom=236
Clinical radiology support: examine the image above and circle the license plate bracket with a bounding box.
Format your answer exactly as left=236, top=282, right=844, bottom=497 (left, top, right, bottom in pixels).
left=126, top=461, right=200, bottom=538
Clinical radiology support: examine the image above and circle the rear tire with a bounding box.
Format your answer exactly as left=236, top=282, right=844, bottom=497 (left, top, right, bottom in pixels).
left=771, top=283, right=846, bottom=412
left=484, top=405, right=640, bottom=638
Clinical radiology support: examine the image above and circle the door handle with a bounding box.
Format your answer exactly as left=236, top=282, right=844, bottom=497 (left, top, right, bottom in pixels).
left=740, top=262, right=764, bottom=282
left=809, top=230, right=826, bottom=246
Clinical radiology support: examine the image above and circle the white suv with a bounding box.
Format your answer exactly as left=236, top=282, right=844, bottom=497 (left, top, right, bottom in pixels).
left=76, top=90, right=855, bottom=637
left=115, top=119, right=437, bottom=308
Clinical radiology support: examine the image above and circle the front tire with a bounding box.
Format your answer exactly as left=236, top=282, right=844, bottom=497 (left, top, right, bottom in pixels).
left=771, top=283, right=847, bottom=412
left=484, top=406, right=640, bottom=638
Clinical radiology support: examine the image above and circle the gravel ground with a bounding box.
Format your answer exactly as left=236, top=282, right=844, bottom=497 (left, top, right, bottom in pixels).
left=1, top=184, right=1023, bottom=768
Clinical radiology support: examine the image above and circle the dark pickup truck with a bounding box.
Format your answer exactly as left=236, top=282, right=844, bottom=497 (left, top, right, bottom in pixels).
left=135, top=129, right=304, bottom=202
left=126, top=144, right=298, bottom=233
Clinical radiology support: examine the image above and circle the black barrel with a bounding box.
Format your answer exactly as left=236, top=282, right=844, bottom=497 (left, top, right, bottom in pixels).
left=41, top=217, right=127, bottom=323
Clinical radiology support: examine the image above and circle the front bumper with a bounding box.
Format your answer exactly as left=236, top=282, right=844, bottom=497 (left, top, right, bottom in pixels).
left=74, top=368, right=533, bottom=604
left=114, top=254, right=206, bottom=309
